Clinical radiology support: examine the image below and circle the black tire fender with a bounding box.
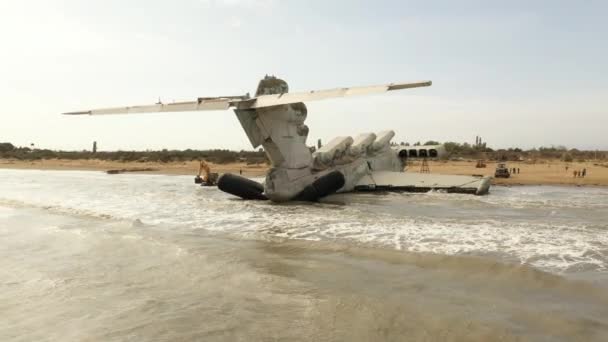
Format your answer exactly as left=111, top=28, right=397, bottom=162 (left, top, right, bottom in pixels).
left=217, top=173, right=268, bottom=200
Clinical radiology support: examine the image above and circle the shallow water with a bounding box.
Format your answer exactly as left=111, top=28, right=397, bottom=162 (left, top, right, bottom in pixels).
left=1, top=169, right=608, bottom=341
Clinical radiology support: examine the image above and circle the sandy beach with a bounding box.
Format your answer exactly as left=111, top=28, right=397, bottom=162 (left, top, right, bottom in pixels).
left=1, top=158, right=607, bottom=187
left=0, top=159, right=268, bottom=177
left=417, top=160, right=608, bottom=186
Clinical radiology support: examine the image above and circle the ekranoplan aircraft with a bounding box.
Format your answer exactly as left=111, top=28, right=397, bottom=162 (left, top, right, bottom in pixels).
left=64, top=76, right=491, bottom=202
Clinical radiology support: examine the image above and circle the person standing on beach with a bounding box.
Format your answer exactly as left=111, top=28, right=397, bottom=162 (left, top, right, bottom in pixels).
left=582, top=168, right=587, bottom=177
left=573, top=170, right=577, bottom=178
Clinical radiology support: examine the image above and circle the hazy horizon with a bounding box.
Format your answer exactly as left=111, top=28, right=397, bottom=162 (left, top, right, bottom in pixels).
left=1, top=0, right=607, bottom=151
left=3, top=139, right=606, bottom=153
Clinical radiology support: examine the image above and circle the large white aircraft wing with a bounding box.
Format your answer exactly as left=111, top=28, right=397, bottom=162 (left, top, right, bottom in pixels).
left=239, top=80, right=432, bottom=109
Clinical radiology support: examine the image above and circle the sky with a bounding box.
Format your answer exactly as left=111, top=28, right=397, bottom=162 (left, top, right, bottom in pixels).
left=0, top=0, right=606, bottom=151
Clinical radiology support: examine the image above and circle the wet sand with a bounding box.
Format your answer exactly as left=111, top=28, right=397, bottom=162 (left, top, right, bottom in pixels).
left=1, top=158, right=607, bottom=186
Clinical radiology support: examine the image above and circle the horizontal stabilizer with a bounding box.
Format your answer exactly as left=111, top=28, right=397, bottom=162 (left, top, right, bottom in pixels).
left=239, top=80, right=432, bottom=109
left=62, top=97, right=242, bottom=115
left=62, top=80, right=431, bottom=115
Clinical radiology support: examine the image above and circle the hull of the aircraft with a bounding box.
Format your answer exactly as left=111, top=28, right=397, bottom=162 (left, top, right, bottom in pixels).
left=353, top=171, right=491, bottom=196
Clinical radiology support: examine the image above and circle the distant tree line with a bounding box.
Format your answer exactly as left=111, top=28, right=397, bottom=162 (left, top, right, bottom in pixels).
left=0, top=143, right=268, bottom=164
left=0, top=141, right=605, bottom=163
left=394, top=141, right=606, bottom=162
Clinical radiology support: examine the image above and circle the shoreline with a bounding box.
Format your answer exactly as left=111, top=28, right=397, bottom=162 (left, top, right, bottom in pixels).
left=1, top=158, right=607, bottom=187
left=0, top=158, right=268, bottom=177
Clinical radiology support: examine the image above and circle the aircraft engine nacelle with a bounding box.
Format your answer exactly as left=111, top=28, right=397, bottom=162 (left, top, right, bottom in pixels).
left=393, top=144, right=446, bottom=161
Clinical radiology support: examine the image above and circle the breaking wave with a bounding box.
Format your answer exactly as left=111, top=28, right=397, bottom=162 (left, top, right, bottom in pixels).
left=1, top=169, right=607, bottom=274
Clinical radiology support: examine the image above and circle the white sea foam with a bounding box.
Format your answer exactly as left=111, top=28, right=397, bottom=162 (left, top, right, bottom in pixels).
left=1, top=169, right=607, bottom=274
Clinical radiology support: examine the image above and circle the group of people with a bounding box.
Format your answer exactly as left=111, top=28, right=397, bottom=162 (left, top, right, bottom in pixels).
left=510, top=167, right=520, bottom=174
left=573, top=168, right=587, bottom=178
left=566, top=165, right=588, bottom=178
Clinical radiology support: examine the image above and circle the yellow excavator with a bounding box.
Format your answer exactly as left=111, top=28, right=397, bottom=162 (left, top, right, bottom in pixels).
left=194, top=160, right=219, bottom=186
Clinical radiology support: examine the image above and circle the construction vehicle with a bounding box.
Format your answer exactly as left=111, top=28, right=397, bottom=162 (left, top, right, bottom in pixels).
left=194, top=160, right=219, bottom=186
left=494, top=162, right=510, bottom=178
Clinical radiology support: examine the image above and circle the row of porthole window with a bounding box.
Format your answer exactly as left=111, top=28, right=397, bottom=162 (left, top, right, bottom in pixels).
left=398, top=149, right=439, bottom=159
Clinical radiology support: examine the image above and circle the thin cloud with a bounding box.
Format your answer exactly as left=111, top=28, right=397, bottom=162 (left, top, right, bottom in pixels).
left=199, top=0, right=276, bottom=8
left=228, top=16, right=243, bottom=28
